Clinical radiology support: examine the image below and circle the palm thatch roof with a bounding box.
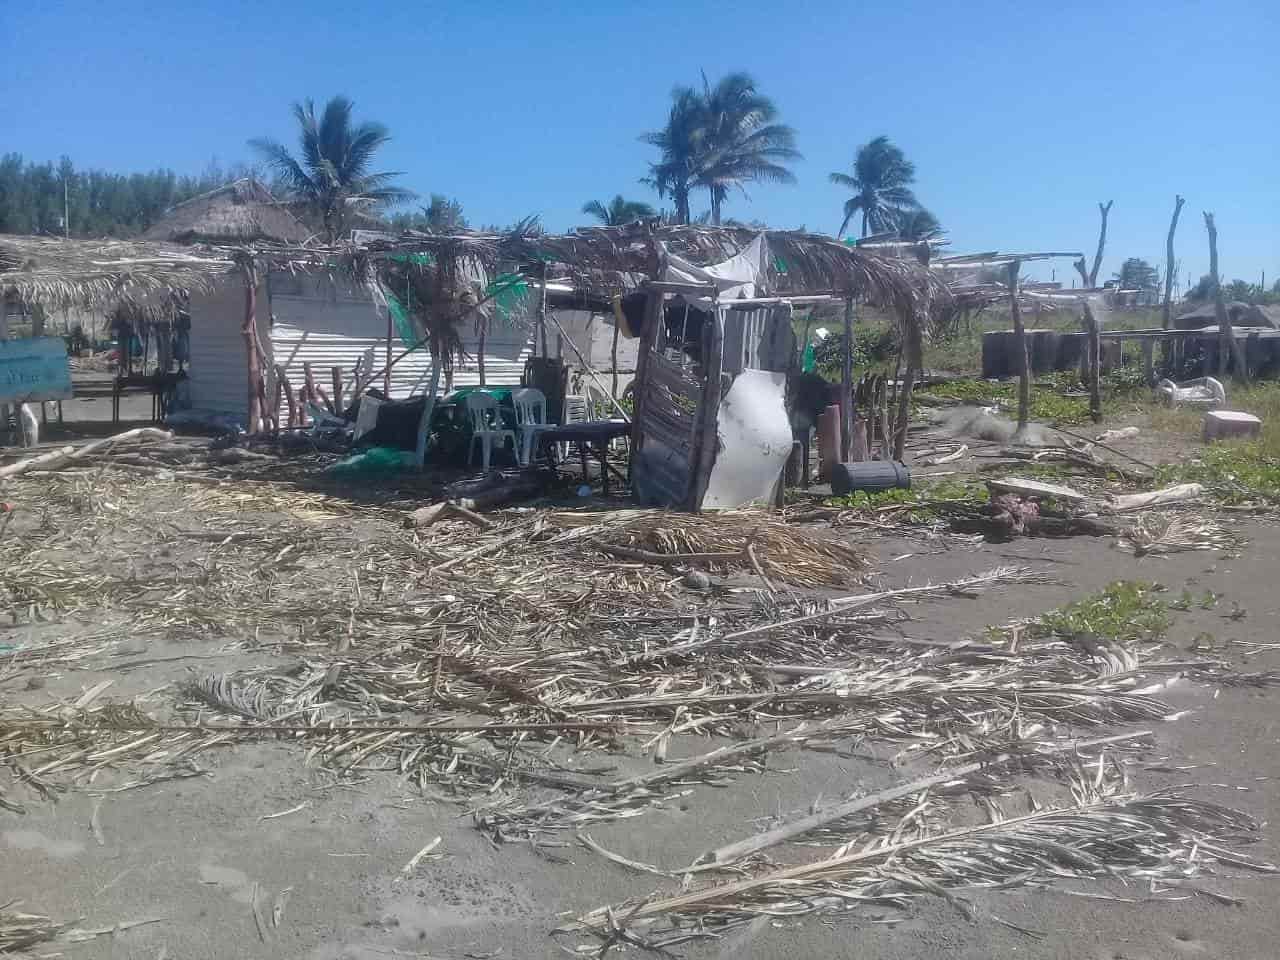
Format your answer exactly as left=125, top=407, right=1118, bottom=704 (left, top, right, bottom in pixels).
left=0, top=235, right=235, bottom=314
left=139, top=178, right=314, bottom=246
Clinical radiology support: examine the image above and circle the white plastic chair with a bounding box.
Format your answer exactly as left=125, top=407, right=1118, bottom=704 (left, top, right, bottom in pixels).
left=512, top=387, right=554, bottom=465
left=561, top=394, right=589, bottom=460
left=465, top=392, right=516, bottom=472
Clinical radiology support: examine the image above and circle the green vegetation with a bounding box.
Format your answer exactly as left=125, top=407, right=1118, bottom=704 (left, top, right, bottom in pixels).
left=581, top=195, right=657, bottom=226
left=0, top=153, right=253, bottom=238
left=1150, top=381, right=1280, bottom=503
left=825, top=477, right=986, bottom=520
left=1033, top=581, right=1172, bottom=645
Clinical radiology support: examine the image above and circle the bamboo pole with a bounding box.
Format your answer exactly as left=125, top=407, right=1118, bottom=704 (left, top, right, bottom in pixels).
left=839, top=296, right=854, bottom=460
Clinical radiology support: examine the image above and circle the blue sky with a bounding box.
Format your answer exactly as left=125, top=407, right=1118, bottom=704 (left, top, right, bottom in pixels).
left=4, top=0, right=1277, bottom=287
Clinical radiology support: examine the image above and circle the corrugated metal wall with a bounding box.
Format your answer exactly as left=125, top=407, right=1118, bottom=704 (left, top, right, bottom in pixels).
left=268, top=272, right=533, bottom=407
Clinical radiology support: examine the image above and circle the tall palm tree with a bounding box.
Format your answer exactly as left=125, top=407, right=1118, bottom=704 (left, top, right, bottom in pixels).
left=693, top=72, right=800, bottom=225
left=581, top=195, right=656, bottom=226
left=830, top=136, right=919, bottom=238
left=640, top=87, right=704, bottom=225
left=642, top=73, right=799, bottom=225
left=893, top=207, right=943, bottom=242
left=249, top=96, right=414, bottom=243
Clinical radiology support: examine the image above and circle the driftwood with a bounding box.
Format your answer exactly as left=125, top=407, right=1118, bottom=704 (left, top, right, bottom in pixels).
left=0, top=428, right=173, bottom=480
left=692, top=730, right=1153, bottom=869
left=405, top=500, right=496, bottom=530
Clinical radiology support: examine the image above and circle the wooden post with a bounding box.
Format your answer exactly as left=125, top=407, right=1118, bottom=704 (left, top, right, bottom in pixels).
left=610, top=305, right=621, bottom=399
left=303, top=362, right=318, bottom=408
left=1141, top=339, right=1155, bottom=387
left=1007, top=260, right=1030, bottom=436
left=1082, top=300, right=1102, bottom=423
left=241, top=259, right=263, bottom=434
left=477, top=315, right=487, bottom=387
left=538, top=261, right=550, bottom=359
left=839, top=296, right=854, bottom=460
left=688, top=299, right=725, bottom=512
left=1205, top=211, right=1247, bottom=381
left=892, top=243, right=930, bottom=461
left=331, top=366, right=343, bottom=415
left=384, top=296, right=393, bottom=396
left=277, top=365, right=297, bottom=428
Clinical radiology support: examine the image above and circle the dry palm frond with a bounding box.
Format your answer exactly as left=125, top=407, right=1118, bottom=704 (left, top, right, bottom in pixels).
left=1118, top=513, right=1236, bottom=556
left=560, top=782, right=1272, bottom=945
left=185, top=674, right=275, bottom=721
left=0, top=907, right=63, bottom=953
left=550, top=508, right=867, bottom=587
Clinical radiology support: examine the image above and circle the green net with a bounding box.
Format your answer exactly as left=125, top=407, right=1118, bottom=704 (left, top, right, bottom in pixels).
left=381, top=287, right=420, bottom=347
left=485, top=273, right=530, bottom=321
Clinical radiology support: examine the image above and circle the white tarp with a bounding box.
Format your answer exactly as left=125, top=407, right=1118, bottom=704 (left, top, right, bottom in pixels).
left=701, top=368, right=791, bottom=509
left=662, top=233, right=769, bottom=307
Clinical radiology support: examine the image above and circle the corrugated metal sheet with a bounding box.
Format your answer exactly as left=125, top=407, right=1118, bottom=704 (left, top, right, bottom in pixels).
left=268, top=272, right=533, bottom=411
left=186, top=280, right=267, bottom=419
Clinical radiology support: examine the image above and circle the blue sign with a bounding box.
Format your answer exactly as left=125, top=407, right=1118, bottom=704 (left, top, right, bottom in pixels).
left=0, top=337, right=73, bottom=404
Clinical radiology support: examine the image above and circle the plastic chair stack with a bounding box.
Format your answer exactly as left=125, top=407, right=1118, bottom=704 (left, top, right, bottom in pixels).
left=465, top=392, right=516, bottom=472
left=512, top=387, right=554, bottom=466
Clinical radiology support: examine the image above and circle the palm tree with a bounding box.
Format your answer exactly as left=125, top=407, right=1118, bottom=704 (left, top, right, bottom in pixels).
left=693, top=72, right=800, bottom=225
left=582, top=195, right=656, bottom=226
left=830, top=136, right=919, bottom=238
left=642, top=73, right=799, bottom=225
left=893, top=207, right=943, bottom=242
left=249, top=96, right=414, bottom=243
left=641, top=87, right=704, bottom=225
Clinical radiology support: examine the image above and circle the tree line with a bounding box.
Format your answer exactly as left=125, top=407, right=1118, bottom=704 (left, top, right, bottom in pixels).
left=0, top=154, right=266, bottom=238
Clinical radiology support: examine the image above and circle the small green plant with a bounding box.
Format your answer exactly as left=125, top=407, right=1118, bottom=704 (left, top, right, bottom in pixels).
left=1170, top=589, right=1194, bottom=611
left=1034, top=581, right=1171, bottom=645
left=1199, top=589, right=1220, bottom=609
left=825, top=478, right=986, bottom=521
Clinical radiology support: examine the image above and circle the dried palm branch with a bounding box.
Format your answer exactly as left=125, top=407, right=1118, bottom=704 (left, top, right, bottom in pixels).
left=1117, top=513, right=1236, bottom=556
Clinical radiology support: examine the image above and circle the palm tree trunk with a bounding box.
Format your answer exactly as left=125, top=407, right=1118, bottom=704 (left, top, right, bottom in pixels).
left=414, top=335, right=444, bottom=468
left=861, top=209, right=869, bottom=238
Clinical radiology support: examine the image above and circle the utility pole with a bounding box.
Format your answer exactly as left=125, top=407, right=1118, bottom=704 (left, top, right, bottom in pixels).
left=63, top=176, right=70, bottom=238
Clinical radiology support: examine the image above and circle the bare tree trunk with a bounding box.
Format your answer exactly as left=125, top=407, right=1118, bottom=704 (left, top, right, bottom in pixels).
left=1205, top=211, right=1247, bottom=381
left=1088, top=200, right=1113, bottom=288
left=1161, top=196, right=1185, bottom=330
left=1073, top=257, right=1090, bottom=288
left=893, top=242, right=931, bottom=461
left=839, top=297, right=854, bottom=460
left=1007, top=260, right=1031, bottom=438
